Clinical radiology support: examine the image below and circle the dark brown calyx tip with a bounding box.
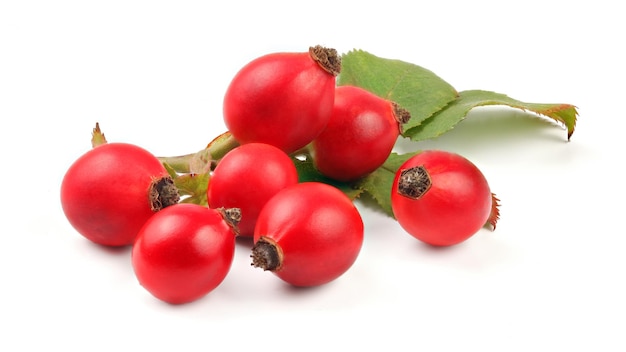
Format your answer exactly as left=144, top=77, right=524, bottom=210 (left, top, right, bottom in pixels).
left=217, top=207, right=242, bottom=236
left=392, top=102, right=412, bottom=127
left=397, top=165, right=432, bottom=200
left=309, top=45, right=341, bottom=76
left=149, top=176, right=180, bottom=211
left=250, top=237, right=282, bottom=271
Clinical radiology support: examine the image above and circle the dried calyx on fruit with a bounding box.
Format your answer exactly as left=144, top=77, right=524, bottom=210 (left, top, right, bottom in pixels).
left=250, top=237, right=282, bottom=271
left=149, top=176, right=181, bottom=211
left=309, top=45, right=342, bottom=76
left=396, top=165, right=431, bottom=200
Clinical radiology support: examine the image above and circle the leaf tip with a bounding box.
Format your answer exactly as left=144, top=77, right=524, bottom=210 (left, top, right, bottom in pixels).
left=566, top=105, right=579, bottom=141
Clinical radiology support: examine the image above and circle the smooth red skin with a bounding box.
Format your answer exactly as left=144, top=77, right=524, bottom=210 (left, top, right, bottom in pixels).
left=254, top=182, right=364, bottom=287
left=207, top=143, right=298, bottom=237
left=60, top=143, right=169, bottom=247
left=223, top=51, right=335, bottom=154
left=312, top=85, right=400, bottom=182
left=132, top=204, right=236, bottom=305
left=391, top=150, right=492, bottom=246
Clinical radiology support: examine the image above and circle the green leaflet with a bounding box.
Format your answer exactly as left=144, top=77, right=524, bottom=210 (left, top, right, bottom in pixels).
left=356, top=152, right=421, bottom=218
left=164, top=166, right=210, bottom=206
left=291, top=152, right=419, bottom=217
left=339, top=50, right=578, bottom=143
left=405, top=90, right=579, bottom=142
left=338, top=50, right=459, bottom=132
left=292, top=155, right=364, bottom=200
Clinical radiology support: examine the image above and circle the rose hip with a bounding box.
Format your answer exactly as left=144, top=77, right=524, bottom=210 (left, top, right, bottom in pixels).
left=311, top=85, right=410, bottom=181
left=391, top=150, right=498, bottom=246
left=207, top=143, right=298, bottom=237
left=60, top=142, right=179, bottom=246
left=132, top=204, right=239, bottom=304
left=251, top=182, right=364, bottom=287
left=223, top=46, right=341, bottom=154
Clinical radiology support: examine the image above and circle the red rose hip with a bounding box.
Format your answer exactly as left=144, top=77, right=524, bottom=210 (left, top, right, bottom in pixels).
left=391, top=150, right=498, bottom=246
left=60, top=142, right=179, bottom=246
left=311, top=85, right=410, bottom=181
left=251, top=182, right=364, bottom=287
left=207, top=143, right=299, bottom=237
left=132, top=204, right=239, bottom=304
left=223, top=46, right=341, bottom=154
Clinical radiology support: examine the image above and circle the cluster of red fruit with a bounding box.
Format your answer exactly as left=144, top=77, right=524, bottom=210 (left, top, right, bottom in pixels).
left=60, top=46, right=497, bottom=305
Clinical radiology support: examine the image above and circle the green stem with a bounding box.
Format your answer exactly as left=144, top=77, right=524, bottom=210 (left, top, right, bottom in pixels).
left=158, top=154, right=196, bottom=174
left=208, top=132, right=240, bottom=160
left=158, top=132, right=240, bottom=174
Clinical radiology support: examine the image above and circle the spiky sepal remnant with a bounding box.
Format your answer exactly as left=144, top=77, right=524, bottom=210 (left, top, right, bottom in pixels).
left=250, top=237, right=282, bottom=272
left=91, top=122, right=108, bottom=148
left=486, top=193, right=501, bottom=230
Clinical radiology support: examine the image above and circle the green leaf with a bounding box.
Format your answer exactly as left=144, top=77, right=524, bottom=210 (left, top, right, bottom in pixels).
left=291, top=152, right=423, bottom=217
left=405, top=89, right=579, bottom=142
left=173, top=172, right=210, bottom=206
left=162, top=162, right=179, bottom=179
left=356, top=151, right=421, bottom=217
left=338, top=49, right=459, bottom=132
left=292, top=156, right=364, bottom=200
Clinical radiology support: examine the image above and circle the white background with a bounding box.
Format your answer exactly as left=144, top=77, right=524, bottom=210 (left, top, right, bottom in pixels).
left=2, top=1, right=624, bottom=351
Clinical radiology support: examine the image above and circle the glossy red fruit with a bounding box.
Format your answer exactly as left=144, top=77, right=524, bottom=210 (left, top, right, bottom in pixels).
left=223, top=46, right=341, bottom=154
left=311, top=85, right=410, bottom=182
left=132, top=204, right=239, bottom=305
left=391, top=150, right=496, bottom=246
left=60, top=143, right=179, bottom=247
left=207, top=143, right=299, bottom=237
left=251, top=182, right=364, bottom=287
